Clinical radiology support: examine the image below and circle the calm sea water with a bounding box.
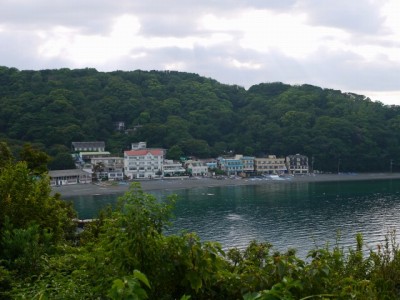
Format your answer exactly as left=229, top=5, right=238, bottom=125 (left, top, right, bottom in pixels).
left=66, top=179, right=400, bottom=258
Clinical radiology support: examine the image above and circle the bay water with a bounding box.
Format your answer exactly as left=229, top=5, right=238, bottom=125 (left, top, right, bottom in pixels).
left=66, top=179, right=400, bottom=258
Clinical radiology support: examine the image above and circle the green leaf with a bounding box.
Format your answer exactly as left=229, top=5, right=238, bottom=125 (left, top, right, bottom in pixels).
left=133, top=270, right=150, bottom=289
left=187, top=270, right=202, bottom=291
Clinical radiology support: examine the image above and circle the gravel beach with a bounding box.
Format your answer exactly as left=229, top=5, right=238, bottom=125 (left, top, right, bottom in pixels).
left=53, top=173, right=400, bottom=198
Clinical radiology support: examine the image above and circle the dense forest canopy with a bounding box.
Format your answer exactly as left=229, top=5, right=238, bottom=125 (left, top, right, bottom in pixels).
left=1, top=66, right=400, bottom=172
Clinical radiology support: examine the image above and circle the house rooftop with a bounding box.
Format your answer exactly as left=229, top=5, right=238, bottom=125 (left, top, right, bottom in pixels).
left=72, top=141, right=105, bottom=147
left=49, top=169, right=90, bottom=177
left=124, top=149, right=164, bottom=156
left=79, top=151, right=110, bottom=155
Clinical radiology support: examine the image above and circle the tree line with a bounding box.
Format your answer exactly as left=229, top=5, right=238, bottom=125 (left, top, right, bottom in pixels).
left=1, top=66, right=400, bottom=172
left=2, top=141, right=400, bottom=299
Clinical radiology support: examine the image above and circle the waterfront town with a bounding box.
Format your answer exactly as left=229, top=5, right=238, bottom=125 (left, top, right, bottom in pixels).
left=48, top=141, right=309, bottom=186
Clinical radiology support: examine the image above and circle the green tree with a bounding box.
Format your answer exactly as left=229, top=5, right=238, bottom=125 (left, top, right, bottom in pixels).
left=48, top=152, right=76, bottom=170
left=19, top=144, right=49, bottom=175
left=179, top=139, right=211, bottom=158
left=167, top=145, right=184, bottom=160
left=164, top=116, right=191, bottom=147
left=0, top=161, right=76, bottom=242
left=0, top=141, right=13, bottom=169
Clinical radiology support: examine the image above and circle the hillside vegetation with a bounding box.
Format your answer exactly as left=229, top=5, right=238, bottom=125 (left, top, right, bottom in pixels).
left=1, top=66, right=400, bottom=172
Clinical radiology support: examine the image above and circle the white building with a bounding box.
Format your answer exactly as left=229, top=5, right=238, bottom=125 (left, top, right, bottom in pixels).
left=124, top=149, right=164, bottom=179
left=131, top=142, right=147, bottom=150
left=184, top=160, right=209, bottom=176
left=163, top=160, right=186, bottom=177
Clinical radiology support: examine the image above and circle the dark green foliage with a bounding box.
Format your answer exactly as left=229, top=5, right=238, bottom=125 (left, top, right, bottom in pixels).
left=167, top=144, right=184, bottom=160
left=108, top=270, right=151, bottom=300
left=1, top=221, right=54, bottom=277
left=0, top=141, right=13, bottom=169
left=48, top=151, right=76, bottom=170
left=3, top=168, right=400, bottom=298
left=19, top=143, right=50, bottom=175
left=1, top=67, right=399, bottom=171
left=0, top=161, right=76, bottom=238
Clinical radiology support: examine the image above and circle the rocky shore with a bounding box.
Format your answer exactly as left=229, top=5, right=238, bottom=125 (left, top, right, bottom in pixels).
left=53, top=173, right=400, bottom=198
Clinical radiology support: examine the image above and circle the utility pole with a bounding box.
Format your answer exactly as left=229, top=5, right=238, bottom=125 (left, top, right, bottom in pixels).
left=337, top=158, right=341, bottom=174
left=390, top=159, right=393, bottom=173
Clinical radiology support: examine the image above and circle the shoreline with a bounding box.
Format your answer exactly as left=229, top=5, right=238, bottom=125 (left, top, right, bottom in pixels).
left=53, top=172, right=400, bottom=198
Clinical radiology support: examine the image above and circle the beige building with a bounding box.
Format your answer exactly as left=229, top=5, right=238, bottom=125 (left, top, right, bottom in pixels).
left=185, top=160, right=209, bottom=176
left=254, top=155, right=287, bottom=174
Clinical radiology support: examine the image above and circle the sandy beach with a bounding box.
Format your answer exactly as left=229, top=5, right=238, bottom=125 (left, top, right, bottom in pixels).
left=53, top=173, right=400, bottom=198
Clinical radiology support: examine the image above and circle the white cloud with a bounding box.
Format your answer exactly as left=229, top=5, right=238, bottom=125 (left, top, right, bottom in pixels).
left=382, top=0, right=400, bottom=32
left=201, top=10, right=350, bottom=59
left=163, top=61, right=187, bottom=71
left=230, top=58, right=262, bottom=70
left=355, top=91, right=400, bottom=106
left=38, top=15, right=143, bottom=65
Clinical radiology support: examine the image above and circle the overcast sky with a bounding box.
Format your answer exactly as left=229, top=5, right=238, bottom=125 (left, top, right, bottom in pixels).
left=1, top=0, right=400, bottom=105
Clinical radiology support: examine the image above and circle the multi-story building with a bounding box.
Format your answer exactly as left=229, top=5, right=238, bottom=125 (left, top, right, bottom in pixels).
left=255, top=155, right=287, bottom=174
left=184, top=160, right=209, bottom=176
left=163, top=160, right=186, bottom=177
left=218, top=157, right=243, bottom=176
left=286, top=154, right=309, bottom=174
left=124, top=149, right=164, bottom=179
left=90, top=157, right=124, bottom=181
left=236, top=155, right=255, bottom=175
left=205, top=160, right=218, bottom=170
left=72, top=141, right=109, bottom=166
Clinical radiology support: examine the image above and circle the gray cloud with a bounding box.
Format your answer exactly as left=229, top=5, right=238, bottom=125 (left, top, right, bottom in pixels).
left=1, top=0, right=300, bottom=38
left=132, top=0, right=298, bottom=37
left=138, top=15, right=201, bottom=38
left=297, top=0, right=386, bottom=35
left=0, top=0, right=132, bottom=33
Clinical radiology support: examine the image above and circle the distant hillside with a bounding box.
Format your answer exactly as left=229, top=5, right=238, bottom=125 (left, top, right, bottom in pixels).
left=1, top=66, right=400, bottom=172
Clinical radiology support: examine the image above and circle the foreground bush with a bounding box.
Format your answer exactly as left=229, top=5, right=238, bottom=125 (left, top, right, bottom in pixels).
left=2, top=181, right=400, bottom=299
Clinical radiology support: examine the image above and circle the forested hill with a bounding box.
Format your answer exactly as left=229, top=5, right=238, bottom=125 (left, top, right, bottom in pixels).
left=1, top=66, right=400, bottom=172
